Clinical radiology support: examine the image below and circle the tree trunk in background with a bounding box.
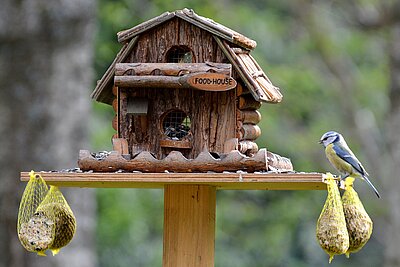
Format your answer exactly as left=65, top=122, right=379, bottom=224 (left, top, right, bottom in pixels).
left=0, top=1, right=97, bottom=267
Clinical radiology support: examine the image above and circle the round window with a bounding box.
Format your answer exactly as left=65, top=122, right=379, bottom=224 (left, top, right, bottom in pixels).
left=162, top=110, right=191, bottom=141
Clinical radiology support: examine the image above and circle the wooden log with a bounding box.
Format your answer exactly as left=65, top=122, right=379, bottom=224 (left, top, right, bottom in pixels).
left=239, top=124, right=261, bottom=140
left=114, top=73, right=236, bottom=92
left=78, top=149, right=268, bottom=173
left=112, top=98, right=118, bottom=112
left=115, top=75, right=178, bottom=88
left=238, top=110, right=262, bottom=124
left=112, top=115, right=118, bottom=131
left=267, top=151, right=293, bottom=172
left=238, top=140, right=259, bottom=155
left=112, top=85, right=118, bottom=96
left=163, top=185, right=216, bottom=267
left=115, top=62, right=232, bottom=76
left=238, top=95, right=262, bottom=110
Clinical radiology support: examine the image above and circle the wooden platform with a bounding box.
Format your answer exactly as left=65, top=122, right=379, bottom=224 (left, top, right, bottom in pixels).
left=20, top=171, right=325, bottom=190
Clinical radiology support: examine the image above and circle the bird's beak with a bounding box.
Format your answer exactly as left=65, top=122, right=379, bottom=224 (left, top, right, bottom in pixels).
left=318, top=140, right=323, bottom=144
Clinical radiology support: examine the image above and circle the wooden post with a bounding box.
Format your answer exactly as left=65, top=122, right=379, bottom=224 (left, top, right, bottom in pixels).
left=163, top=185, right=216, bottom=267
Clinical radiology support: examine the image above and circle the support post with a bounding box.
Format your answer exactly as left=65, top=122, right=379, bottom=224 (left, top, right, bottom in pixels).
left=163, top=185, right=216, bottom=267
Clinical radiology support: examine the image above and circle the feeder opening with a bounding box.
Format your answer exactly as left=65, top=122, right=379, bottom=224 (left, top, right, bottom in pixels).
left=161, top=110, right=191, bottom=140
left=166, top=46, right=193, bottom=63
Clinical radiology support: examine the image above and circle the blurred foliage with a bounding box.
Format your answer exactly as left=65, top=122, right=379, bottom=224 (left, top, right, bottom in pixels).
left=92, top=1, right=387, bottom=266
left=96, top=188, right=163, bottom=266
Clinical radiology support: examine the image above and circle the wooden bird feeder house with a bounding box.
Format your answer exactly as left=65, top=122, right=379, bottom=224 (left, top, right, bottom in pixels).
left=21, top=8, right=325, bottom=266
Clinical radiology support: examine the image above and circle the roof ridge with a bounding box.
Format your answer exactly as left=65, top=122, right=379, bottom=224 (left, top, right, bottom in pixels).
left=117, top=8, right=256, bottom=50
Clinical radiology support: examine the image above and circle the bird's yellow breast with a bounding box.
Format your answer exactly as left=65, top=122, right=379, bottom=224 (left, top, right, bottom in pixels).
left=325, top=144, right=353, bottom=175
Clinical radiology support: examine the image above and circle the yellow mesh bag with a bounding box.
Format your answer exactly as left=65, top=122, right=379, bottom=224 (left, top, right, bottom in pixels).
left=18, top=171, right=49, bottom=255
left=316, top=173, right=349, bottom=263
left=342, top=177, right=373, bottom=257
left=17, top=171, right=76, bottom=256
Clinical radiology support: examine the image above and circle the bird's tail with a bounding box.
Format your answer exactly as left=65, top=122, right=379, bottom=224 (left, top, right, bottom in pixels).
left=362, top=175, right=381, bottom=198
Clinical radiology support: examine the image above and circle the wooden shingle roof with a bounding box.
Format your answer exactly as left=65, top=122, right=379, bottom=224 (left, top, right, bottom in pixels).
left=117, top=8, right=257, bottom=50
left=91, top=8, right=282, bottom=105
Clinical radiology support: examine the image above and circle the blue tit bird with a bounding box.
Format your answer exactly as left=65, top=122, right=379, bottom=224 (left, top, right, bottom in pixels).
left=319, top=131, right=380, bottom=198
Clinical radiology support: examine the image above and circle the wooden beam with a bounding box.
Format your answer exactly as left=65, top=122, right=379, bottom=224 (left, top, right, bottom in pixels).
left=114, top=73, right=236, bottom=92
left=20, top=172, right=326, bottom=190
left=163, top=185, right=215, bottom=267
left=115, top=75, right=182, bottom=88
left=115, top=63, right=232, bottom=76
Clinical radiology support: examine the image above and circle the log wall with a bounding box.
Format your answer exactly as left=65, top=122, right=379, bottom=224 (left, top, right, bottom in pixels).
left=236, top=83, right=262, bottom=155
left=118, top=18, right=237, bottom=159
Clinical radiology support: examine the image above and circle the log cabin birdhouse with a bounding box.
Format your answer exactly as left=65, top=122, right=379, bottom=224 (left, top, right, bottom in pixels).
left=81, top=8, right=292, bottom=173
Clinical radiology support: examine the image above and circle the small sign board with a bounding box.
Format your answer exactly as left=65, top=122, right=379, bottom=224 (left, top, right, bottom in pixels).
left=186, top=73, right=237, bottom=91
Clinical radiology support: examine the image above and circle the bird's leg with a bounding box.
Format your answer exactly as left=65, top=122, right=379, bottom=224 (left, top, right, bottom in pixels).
left=335, top=173, right=350, bottom=189
left=341, top=173, right=350, bottom=180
